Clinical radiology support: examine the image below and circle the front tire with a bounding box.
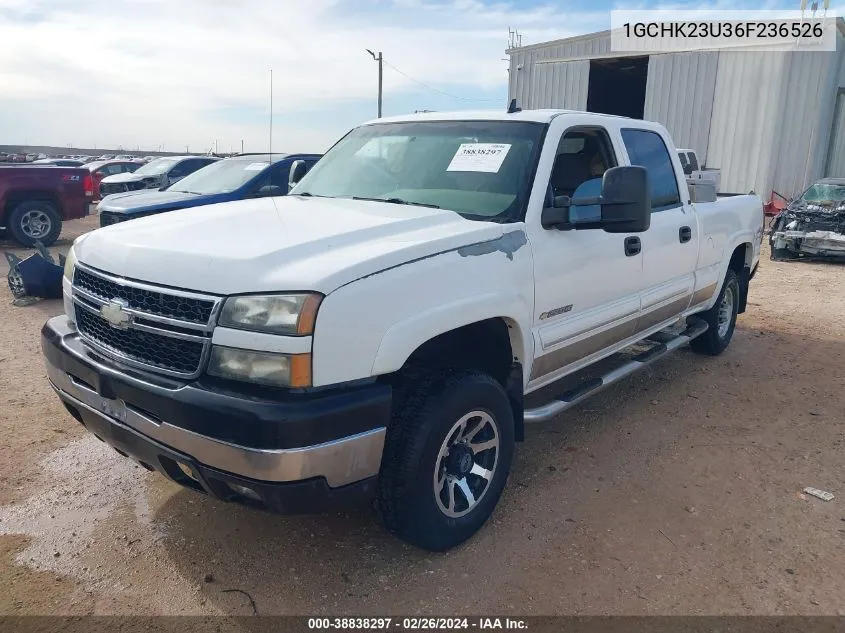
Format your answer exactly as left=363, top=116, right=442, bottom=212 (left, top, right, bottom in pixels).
left=8, top=200, right=62, bottom=247
left=690, top=268, right=739, bottom=356
left=377, top=370, right=515, bottom=551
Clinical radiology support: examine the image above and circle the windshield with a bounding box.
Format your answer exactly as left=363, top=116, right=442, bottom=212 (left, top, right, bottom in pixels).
left=290, top=120, right=546, bottom=222
left=133, top=157, right=179, bottom=176
left=170, top=159, right=270, bottom=194
left=800, top=183, right=845, bottom=204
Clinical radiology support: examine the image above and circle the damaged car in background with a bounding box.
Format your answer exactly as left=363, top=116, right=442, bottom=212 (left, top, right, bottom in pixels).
left=770, top=178, right=845, bottom=261
left=98, top=155, right=218, bottom=197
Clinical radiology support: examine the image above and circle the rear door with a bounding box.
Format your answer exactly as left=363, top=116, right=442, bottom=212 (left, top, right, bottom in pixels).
left=620, top=128, right=698, bottom=332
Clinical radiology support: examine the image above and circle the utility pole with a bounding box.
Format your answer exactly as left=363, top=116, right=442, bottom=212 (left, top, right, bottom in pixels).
left=269, top=68, right=273, bottom=154
left=366, top=49, right=383, bottom=118
left=241, top=139, right=244, bottom=154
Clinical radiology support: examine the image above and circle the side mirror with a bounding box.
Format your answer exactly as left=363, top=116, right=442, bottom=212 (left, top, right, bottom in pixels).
left=288, top=160, right=308, bottom=191
left=256, top=185, right=284, bottom=198
left=598, top=165, right=651, bottom=233
left=541, top=166, right=650, bottom=233
left=540, top=193, right=572, bottom=229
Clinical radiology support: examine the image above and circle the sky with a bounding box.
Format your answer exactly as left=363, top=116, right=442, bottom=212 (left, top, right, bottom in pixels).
left=0, top=0, right=836, bottom=154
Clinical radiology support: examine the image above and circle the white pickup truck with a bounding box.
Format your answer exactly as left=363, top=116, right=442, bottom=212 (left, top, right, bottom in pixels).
left=42, top=108, right=764, bottom=551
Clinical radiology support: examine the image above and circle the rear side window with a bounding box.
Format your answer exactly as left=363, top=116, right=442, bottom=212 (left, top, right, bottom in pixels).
left=621, top=129, right=681, bottom=212
left=686, top=151, right=699, bottom=172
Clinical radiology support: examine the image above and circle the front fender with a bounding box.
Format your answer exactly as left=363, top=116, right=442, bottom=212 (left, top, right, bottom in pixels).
left=311, top=244, right=534, bottom=388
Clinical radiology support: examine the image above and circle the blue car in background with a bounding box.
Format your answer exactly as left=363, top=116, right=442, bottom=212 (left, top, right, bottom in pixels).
left=98, top=153, right=322, bottom=227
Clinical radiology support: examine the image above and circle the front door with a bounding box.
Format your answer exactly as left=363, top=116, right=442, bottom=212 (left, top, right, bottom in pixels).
left=527, top=123, right=644, bottom=390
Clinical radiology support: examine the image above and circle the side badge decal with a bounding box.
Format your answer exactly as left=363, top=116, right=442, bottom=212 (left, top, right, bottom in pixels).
left=540, top=304, right=573, bottom=320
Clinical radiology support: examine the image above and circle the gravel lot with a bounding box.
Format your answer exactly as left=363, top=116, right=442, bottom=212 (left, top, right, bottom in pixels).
left=1, top=216, right=844, bottom=615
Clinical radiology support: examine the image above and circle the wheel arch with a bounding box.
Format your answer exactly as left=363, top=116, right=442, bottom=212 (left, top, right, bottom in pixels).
left=379, top=313, right=529, bottom=442
left=726, top=241, right=753, bottom=314
left=3, top=189, right=62, bottom=225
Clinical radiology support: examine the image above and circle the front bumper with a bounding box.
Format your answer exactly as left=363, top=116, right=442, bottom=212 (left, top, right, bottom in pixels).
left=42, top=315, right=390, bottom=513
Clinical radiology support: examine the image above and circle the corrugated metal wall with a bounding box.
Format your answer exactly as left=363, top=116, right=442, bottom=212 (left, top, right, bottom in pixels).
left=705, top=52, right=790, bottom=196
left=770, top=46, right=844, bottom=197
left=508, top=32, right=610, bottom=109
left=643, top=52, right=719, bottom=165
left=826, top=91, right=845, bottom=177
left=528, top=61, right=589, bottom=109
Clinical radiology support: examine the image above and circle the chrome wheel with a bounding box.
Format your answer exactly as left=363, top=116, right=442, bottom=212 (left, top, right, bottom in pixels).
left=20, top=209, right=52, bottom=240
left=433, top=410, right=499, bottom=518
left=717, top=284, right=735, bottom=339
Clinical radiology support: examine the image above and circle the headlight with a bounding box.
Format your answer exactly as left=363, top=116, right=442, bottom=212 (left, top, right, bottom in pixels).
left=63, top=246, right=77, bottom=281
left=207, top=346, right=311, bottom=388
left=218, top=293, right=322, bottom=336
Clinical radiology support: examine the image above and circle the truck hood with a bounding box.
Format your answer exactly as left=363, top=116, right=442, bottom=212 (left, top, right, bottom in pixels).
left=100, top=172, right=152, bottom=184
left=74, top=196, right=509, bottom=295
left=99, top=189, right=207, bottom=214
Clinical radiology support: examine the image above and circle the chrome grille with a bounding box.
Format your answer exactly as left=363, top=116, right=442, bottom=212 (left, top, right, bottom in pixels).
left=75, top=307, right=205, bottom=374
left=71, top=264, right=221, bottom=378
left=74, top=266, right=214, bottom=324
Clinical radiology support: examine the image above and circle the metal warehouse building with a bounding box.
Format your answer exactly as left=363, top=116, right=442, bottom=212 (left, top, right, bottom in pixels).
left=507, top=18, right=845, bottom=201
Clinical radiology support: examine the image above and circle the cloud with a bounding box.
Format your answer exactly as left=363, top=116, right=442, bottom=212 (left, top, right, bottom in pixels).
left=0, top=0, right=606, bottom=152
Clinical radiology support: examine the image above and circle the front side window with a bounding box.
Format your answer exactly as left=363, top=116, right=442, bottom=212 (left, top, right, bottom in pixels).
left=290, top=121, right=546, bottom=223
left=547, top=127, right=617, bottom=223
left=621, top=129, right=681, bottom=212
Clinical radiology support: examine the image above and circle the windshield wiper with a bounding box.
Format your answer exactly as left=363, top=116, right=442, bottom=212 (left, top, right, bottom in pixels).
left=173, top=190, right=202, bottom=195
left=351, top=196, right=440, bottom=209
left=295, top=192, right=333, bottom=198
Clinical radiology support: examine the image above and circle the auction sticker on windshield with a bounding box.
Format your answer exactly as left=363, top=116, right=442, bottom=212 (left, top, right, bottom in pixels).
left=244, top=162, right=270, bottom=171
left=446, top=143, right=511, bottom=173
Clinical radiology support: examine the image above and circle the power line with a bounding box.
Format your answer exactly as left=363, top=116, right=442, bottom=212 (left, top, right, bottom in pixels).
left=380, top=58, right=501, bottom=103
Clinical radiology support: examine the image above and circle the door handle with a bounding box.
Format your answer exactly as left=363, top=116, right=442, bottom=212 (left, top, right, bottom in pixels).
left=679, top=226, right=692, bottom=243
left=624, top=236, right=641, bottom=257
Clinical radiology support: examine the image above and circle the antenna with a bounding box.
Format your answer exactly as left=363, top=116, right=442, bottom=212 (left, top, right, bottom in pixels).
left=269, top=68, right=273, bottom=155
left=507, top=98, right=522, bottom=114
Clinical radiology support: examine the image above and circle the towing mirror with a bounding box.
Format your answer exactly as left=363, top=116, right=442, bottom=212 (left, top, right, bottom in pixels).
left=598, top=165, right=651, bottom=233
left=288, top=160, right=308, bottom=191
left=541, top=166, right=651, bottom=233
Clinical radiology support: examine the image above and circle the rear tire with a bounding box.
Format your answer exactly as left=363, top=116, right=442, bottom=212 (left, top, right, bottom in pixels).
left=690, top=268, right=739, bottom=356
left=8, top=200, right=62, bottom=247
left=377, top=369, right=514, bottom=551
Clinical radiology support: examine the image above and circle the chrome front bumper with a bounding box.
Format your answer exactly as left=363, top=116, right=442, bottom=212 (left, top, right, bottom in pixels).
left=46, top=360, right=386, bottom=489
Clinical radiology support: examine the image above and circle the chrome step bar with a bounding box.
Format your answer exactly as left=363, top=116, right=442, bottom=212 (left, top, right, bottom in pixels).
left=523, top=319, right=709, bottom=424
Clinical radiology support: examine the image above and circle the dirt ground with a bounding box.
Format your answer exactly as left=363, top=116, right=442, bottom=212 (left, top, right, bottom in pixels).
left=1, top=216, right=844, bottom=616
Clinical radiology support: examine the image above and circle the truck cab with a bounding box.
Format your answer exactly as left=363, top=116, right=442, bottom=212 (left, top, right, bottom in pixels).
left=42, top=108, right=763, bottom=551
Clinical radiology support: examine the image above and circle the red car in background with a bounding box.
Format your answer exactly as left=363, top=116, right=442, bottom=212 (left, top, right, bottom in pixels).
left=0, top=165, right=93, bottom=246
left=84, top=160, right=140, bottom=199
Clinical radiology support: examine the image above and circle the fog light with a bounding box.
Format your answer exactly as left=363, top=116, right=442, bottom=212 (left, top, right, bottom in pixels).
left=228, top=483, right=261, bottom=501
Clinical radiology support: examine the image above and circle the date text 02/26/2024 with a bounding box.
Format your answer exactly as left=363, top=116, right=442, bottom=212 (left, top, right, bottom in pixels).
left=307, top=617, right=528, bottom=630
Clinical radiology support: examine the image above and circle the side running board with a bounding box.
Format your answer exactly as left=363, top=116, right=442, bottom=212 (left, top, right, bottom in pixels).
left=523, top=319, right=709, bottom=424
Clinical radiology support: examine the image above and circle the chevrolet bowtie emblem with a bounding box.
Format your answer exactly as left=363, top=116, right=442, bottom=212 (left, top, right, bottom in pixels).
left=100, top=298, right=133, bottom=330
